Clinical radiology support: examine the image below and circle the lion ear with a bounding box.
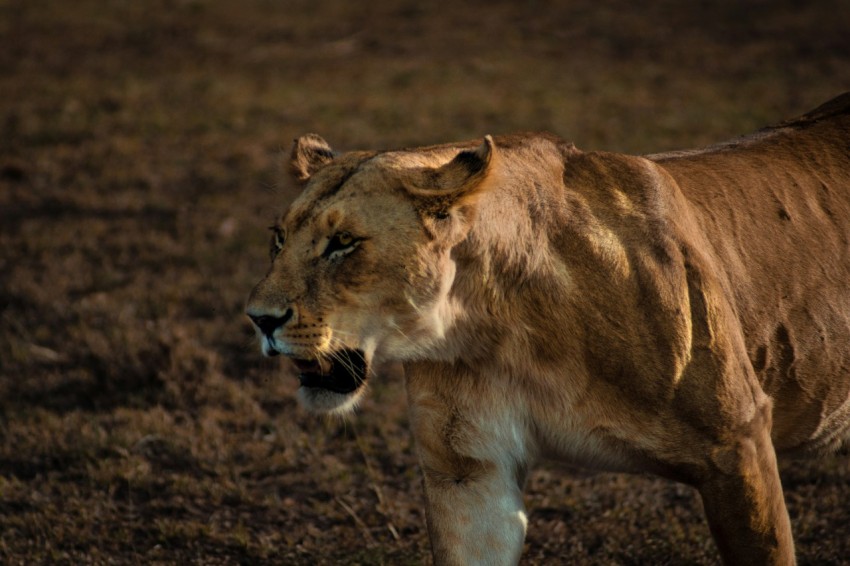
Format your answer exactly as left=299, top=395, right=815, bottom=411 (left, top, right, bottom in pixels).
left=406, top=135, right=495, bottom=207
left=289, top=134, right=335, bottom=183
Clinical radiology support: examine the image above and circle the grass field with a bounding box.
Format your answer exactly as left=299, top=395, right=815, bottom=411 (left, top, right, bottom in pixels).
left=2, top=1, right=850, bottom=564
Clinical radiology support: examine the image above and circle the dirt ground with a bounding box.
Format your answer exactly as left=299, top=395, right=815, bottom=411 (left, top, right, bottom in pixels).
left=2, top=1, right=850, bottom=564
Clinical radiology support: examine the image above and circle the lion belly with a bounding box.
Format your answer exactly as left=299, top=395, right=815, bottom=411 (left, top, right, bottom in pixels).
left=655, top=112, right=850, bottom=456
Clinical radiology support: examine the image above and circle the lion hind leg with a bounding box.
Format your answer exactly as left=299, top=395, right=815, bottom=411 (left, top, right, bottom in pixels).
left=698, top=424, right=796, bottom=566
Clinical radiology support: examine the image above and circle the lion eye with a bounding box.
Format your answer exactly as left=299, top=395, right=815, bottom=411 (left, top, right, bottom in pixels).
left=323, top=231, right=359, bottom=259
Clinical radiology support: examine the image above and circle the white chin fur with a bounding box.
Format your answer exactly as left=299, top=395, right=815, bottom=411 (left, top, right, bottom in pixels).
left=296, top=386, right=366, bottom=414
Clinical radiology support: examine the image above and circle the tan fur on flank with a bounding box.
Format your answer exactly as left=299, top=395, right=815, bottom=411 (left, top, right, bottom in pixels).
left=247, top=93, right=850, bottom=565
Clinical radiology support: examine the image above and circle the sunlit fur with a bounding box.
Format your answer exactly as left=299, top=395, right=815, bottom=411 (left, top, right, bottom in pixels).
left=247, top=93, right=850, bottom=565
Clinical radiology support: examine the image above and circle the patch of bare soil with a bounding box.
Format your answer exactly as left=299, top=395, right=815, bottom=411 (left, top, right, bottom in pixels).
left=2, top=1, right=849, bottom=564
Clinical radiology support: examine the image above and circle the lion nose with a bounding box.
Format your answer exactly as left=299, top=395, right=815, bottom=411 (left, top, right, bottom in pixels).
left=248, top=309, right=293, bottom=336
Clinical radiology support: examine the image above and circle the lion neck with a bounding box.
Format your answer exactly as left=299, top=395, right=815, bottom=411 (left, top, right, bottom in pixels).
left=435, top=177, right=569, bottom=369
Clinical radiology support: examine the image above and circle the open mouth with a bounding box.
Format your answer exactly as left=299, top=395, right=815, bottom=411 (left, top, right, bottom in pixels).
left=290, top=349, right=368, bottom=394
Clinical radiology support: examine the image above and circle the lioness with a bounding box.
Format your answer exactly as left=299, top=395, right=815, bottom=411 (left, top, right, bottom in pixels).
left=247, top=93, right=850, bottom=565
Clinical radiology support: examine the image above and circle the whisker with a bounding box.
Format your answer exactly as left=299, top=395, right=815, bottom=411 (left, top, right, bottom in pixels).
left=387, top=320, right=417, bottom=349
left=326, top=343, right=360, bottom=379
left=328, top=329, right=358, bottom=339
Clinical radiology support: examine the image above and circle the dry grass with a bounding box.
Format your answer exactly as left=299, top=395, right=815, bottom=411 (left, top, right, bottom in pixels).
left=2, top=0, right=849, bottom=564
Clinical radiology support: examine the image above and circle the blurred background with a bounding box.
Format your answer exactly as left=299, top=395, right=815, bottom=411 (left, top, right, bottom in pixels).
left=2, top=0, right=849, bottom=564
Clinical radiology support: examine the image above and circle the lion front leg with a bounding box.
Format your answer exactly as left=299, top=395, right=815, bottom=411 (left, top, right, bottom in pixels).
left=698, top=417, right=796, bottom=566
left=421, top=462, right=527, bottom=566
left=406, top=363, right=531, bottom=565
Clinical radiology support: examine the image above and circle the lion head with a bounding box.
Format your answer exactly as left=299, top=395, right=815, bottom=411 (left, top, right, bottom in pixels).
left=246, top=134, right=495, bottom=413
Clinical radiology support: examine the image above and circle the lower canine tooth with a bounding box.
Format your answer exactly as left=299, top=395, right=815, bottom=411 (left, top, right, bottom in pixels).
left=318, top=358, right=333, bottom=374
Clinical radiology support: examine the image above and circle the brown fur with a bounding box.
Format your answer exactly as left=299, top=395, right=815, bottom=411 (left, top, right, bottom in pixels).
left=247, top=93, right=850, bottom=565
